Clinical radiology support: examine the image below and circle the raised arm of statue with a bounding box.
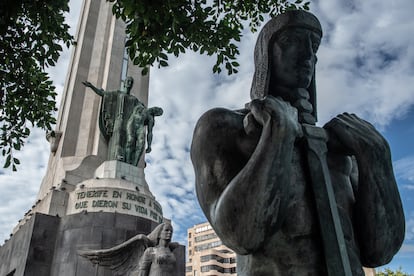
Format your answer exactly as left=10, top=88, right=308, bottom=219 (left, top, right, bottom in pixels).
left=324, top=113, right=405, bottom=267
left=191, top=96, right=302, bottom=254
left=82, top=81, right=104, bottom=97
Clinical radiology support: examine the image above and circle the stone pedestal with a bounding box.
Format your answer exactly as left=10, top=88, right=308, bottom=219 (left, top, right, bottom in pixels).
left=0, top=213, right=185, bottom=276
left=13, top=160, right=163, bottom=232
left=66, top=161, right=163, bottom=223
left=0, top=158, right=184, bottom=276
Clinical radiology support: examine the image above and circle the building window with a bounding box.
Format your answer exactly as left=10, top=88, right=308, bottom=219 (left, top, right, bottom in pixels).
left=120, top=40, right=129, bottom=89
left=195, top=240, right=222, bottom=252
left=195, top=224, right=212, bottom=233
left=200, top=254, right=235, bottom=264
left=201, top=265, right=237, bottom=274
left=200, top=255, right=211, bottom=262
left=195, top=232, right=217, bottom=242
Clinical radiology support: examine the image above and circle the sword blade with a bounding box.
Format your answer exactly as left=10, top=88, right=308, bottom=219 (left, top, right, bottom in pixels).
left=302, top=124, right=353, bottom=276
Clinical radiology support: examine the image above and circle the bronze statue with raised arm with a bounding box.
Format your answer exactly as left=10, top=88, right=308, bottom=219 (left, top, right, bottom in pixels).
left=191, top=10, right=405, bottom=276
left=83, top=77, right=163, bottom=165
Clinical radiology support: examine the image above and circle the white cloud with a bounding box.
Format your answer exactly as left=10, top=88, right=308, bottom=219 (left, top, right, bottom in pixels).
left=394, top=157, right=414, bottom=182
left=399, top=243, right=414, bottom=254
left=142, top=33, right=257, bottom=244
left=405, top=213, right=414, bottom=241
left=313, top=0, right=414, bottom=127
left=0, top=128, right=49, bottom=243
left=402, top=185, right=414, bottom=190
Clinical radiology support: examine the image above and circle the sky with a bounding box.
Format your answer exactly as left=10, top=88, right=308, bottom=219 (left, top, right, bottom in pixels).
left=1, top=0, right=413, bottom=273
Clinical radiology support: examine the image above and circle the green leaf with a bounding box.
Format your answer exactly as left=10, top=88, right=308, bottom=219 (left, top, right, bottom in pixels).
left=115, top=0, right=307, bottom=76
left=159, top=52, right=168, bottom=60
left=13, top=143, right=21, bottom=150
left=159, top=60, right=168, bottom=67
left=4, top=155, right=11, bottom=168
left=141, top=67, right=149, bottom=75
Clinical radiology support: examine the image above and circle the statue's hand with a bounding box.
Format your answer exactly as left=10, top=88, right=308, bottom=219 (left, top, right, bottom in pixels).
left=82, top=81, right=92, bottom=87
left=324, top=113, right=389, bottom=158
left=245, top=96, right=302, bottom=138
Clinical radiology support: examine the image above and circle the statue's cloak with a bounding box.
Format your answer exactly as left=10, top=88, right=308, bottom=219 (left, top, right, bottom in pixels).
left=100, top=91, right=139, bottom=161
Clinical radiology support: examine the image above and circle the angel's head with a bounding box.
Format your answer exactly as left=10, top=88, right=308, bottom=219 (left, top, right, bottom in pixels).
left=147, top=222, right=174, bottom=245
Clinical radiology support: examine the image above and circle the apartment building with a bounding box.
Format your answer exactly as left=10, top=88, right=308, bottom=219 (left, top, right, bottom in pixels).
left=185, top=222, right=379, bottom=276
left=186, top=222, right=237, bottom=276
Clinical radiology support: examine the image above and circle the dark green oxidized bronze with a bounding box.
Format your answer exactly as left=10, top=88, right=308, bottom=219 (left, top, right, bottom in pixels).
left=83, top=77, right=163, bottom=165
left=191, top=10, right=405, bottom=276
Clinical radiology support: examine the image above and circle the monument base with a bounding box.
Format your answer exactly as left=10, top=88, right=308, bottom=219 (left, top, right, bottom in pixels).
left=1, top=157, right=183, bottom=276
left=0, top=212, right=185, bottom=276
left=13, top=160, right=163, bottom=233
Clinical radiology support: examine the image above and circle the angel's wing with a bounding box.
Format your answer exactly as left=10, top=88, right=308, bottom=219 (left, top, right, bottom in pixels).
left=78, top=234, right=151, bottom=276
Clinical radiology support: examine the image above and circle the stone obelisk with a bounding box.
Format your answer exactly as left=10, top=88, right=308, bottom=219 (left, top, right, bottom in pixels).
left=0, top=1, right=184, bottom=275
left=38, top=0, right=149, bottom=201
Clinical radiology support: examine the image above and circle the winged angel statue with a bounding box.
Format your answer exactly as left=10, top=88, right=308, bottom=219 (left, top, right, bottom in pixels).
left=79, top=222, right=178, bottom=276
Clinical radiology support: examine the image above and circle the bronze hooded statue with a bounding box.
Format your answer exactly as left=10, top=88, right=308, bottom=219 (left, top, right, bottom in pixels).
left=191, top=10, right=404, bottom=276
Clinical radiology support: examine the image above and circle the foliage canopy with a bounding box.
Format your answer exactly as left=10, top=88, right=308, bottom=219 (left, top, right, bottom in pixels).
left=109, top=0, right=309, bottom=75
left=0, top=0, right=308, bottom=169
left=0, top=0, right=73, bottom=170
left=376, top=267, right=413, bottom=276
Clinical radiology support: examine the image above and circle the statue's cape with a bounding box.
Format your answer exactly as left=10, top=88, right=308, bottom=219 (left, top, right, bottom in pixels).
left=78, top=234, right=150, bottom=276
left=99, top=91, right=140, bottom=141
left=99, top=91, right=141, bottom=161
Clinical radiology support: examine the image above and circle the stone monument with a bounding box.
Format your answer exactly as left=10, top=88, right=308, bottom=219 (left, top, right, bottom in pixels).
left=191, top=10, right=405, bottom=276
left=0, top=1, right=184, bottom=275
left=83, top=77, right=163, bottom=166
